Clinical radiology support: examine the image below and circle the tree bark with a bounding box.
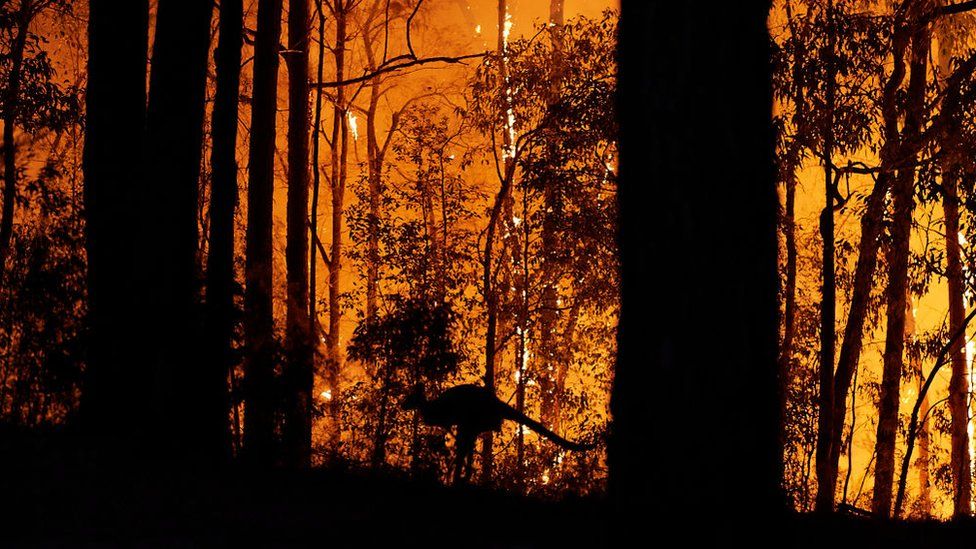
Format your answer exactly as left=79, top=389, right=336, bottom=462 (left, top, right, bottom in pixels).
left=872, top=16, right=929, bottom=518
left=205, top=0, right=244, bottom=465
left=244, top=0, right=283, bottom=468
left=284, top=0, right=314, bottom=470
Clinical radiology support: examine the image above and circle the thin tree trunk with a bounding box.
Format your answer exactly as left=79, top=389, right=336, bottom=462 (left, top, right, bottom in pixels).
left=285, top=0, right=314, bottom=470
left=938, top=27, right=973, bottom=519
left=310, top=2, right=326, bottom=361
left=325, top=0, right=350, bottom=449
left=816, top=0, right=838, bottom=512
left=816, top=8, right=912, bottom=512
left=481, top=0, right=515, bottom=487
left=244, top=0, right=283, bottom=468
left=872, top=17, right=929, bottom=518
left=0, top=0, right=32, bottom=271
left=905, top=297, right=932, bottom=517
left=537, top=0, right=565, bottom=428
left=205, top=0, right=244, bottom=465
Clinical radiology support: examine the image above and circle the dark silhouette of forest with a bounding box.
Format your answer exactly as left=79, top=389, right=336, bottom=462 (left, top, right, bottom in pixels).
left=0, top=0, right=796, bottom=546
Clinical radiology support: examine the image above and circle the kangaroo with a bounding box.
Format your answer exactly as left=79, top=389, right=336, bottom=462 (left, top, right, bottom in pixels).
left=402, top=383, right=591, bottom=485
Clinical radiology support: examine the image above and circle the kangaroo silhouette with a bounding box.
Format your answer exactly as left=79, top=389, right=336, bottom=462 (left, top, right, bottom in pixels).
left=403, top=383, right=591, bottom=484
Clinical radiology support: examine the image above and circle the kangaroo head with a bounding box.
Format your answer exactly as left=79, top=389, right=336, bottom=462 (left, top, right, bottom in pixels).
left=402, top=383, right=426, bottom=410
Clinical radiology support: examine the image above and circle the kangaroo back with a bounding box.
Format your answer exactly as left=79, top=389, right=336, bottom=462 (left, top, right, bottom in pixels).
left=495, top=400, right=592, bottom=451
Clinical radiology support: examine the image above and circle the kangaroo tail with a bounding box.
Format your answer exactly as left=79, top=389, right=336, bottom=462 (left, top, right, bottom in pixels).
left=497, top=401, right=593, bottom=451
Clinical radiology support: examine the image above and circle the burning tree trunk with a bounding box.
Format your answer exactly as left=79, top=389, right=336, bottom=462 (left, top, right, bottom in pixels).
left=536, top=0, right=565, bottom=429
left=872, top=16, right=929, bottom=518
left=480, top=0, right=516, bottom=487
left=284, top=0, right=314, bottom=469
left=244, top=0, right=283, bottom=468
left=142, top=0, right=214, bottom=462
left=205, top=0, right=244, bottom=463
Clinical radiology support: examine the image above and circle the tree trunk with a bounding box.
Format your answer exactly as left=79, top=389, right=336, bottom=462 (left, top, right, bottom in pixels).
left=244, top=0, right=283, bottom=468
left=480, top=0, right=515, bottom=487
left=536, top=0, right=565, bottom=429
left=142, top=0, right=214, bottom=463
left=816, top=0, right=838, bottom=512
left=325, top=1, right=350, bottom=449
left=872, top=18, right=929, bottom=518
left=205, top=0, right=244, bottom=465
left=612, top=2, right=780, bottom=541
left=906, top=298, right=932, bottom=517
left=938, top=27, right=974, bottom=520
left=0, top=0, right=31, bottom=272
left=284, top=0, right=314, bottom=470
left=815, top=9, right=912, bottom=512
left=81, top=0, right=149, bottom=455
left=310, top=1, right=325, bottom=369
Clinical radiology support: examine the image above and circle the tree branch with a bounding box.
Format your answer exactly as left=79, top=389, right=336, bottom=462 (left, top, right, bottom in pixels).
left=312, top=52, right=488, bottom=88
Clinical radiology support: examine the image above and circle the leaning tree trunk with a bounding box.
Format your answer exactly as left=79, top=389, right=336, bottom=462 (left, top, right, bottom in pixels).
left=142, top=0, right=214, bottom=463
left=906, top=297, right=932, bottom=517
left=0, top=0, right=32, bottom=273
left=81, top=0, right=150, bottom=455
left=872, top=17, right=929, bottom=518
left=205, top=0, right=243, bottom=464
left=284, top=0, right=314, bottom=470
left=243, top=0, right=283, bottom=468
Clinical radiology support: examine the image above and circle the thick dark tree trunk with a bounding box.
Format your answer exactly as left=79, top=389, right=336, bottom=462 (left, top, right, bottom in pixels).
left=81, top=0, right=149, bottom=454
left=205, top=0, right=244, bottom=463
left=613, top=1, right=780, bottom=542
left=284, top=0, right=314, bottom=470
left=142, top=0, right=215, bottom=463
left=244, top=0, right=283, bottom=468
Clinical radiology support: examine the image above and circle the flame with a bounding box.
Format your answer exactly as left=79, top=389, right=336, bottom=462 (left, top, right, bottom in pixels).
left=475, top=24, right=481, bottom=34
left=348, top=113, right=359, bottom=141
left=320, top=389, right=333, bottom=401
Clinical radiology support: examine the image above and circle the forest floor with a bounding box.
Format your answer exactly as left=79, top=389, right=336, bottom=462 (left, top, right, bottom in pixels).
left=0, top=425, right=609, bottom=547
